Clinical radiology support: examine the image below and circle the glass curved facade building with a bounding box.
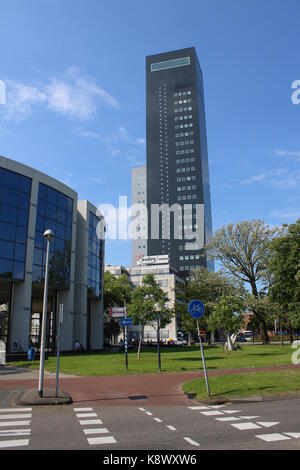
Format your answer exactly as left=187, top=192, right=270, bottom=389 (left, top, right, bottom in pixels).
left=0, top=155, right=105, bottom=354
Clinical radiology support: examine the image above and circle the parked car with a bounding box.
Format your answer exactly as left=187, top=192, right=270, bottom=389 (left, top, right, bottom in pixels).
left=236, top=333, right=246, bottom=342
left=244, top=333, right=254, bottom=342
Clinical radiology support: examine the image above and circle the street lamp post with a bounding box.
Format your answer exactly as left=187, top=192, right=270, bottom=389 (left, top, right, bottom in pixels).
left=38, top=229, right=54, bottom=398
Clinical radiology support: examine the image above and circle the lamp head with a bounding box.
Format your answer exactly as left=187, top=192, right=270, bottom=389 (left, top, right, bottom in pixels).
left=43, top=229, right=55, bottom=241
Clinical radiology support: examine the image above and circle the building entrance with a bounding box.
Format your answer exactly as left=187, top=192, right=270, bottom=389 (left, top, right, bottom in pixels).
left=30, top=295, right=56, bottom=352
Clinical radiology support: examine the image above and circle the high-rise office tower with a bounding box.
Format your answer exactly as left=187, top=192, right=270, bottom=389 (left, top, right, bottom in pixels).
left=146, top=47, right=213, bottom=280
left=131, top=166, right=148, bottom=265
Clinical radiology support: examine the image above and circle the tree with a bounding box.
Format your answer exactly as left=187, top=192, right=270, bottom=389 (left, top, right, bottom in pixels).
left=176, top=267, right=245, bottom=343
left=103, top=272, right=133, bottom=345
left=127, top=274, right=174, bottom=358
left=207, top=294, right=244, bottom=351
left=268, top=220, right=300, bottom=343
left=206, top=220, right=278, bottom=344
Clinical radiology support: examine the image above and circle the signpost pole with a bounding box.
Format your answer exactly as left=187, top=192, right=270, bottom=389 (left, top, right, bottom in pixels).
left=157, top=314, right=161, bottom=372
left=55, top=304, right=63, bottom=398
left=124, top=303, right=128, bottom=370
left=196, top=320, right=210, bottom=399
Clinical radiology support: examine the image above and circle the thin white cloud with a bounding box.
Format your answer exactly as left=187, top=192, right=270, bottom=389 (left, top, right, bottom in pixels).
left=275, top=149, right=300, bottom=161
left=244, top=168, right=300, bottom=190
left=75, top=125, right=146, bottom=166
left=270, top=208, right=300, bottom=221
left=0, top=68, right=119, bottom=122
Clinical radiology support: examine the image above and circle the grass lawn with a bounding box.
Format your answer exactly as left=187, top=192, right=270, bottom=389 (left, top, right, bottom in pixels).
left=9, top=343, right=296, bottom=376
left=182, top=369, right=300, bottom=401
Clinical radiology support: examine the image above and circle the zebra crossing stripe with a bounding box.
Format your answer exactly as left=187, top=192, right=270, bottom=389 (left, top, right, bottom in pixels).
left=188, top=406, right=210, bottom=410
left=256, top=433, right=291, bottom=442
left=231, top=422, right=262, bottom=430
left=216, top=417, right=241, bottom=422
left=87, top=436, right=117, bottom=445
left=83, top=428, right=109, bottom=435
left=0, top=408, right=32, bottom=412
left=0, top=421, right=31, bottom=427
left=201, top=410, right=224, bottom=416
left=79, top=419, right=103, bottom=425
left=76, top=413, right=97, bottom=418
left=283, top=433, right=300, bottom=439
left=0, top=414, right=31, bottom=420
left=0, top=429, right=31, bottom=437
left=73, top=408, right=93, bottom=412
left=0, top=439, right=29, bottom=448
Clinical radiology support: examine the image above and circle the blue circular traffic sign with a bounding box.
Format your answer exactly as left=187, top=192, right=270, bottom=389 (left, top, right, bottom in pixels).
left=188, top=300, right=205, bottom=320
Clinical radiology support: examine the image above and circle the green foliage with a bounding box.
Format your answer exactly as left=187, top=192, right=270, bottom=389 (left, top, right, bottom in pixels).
left=205, top=220, right=279, bottom=343
left=176, top=267, right=244, bottom=336
left=127, top=273, right=174, bottom=329
left=268, top=220, right=300, bottom=329
left=207, top=294, right=244, bottom=334
left=103, top=271, right=133, bottom=343
left=103, top=271, right=133, bottom=310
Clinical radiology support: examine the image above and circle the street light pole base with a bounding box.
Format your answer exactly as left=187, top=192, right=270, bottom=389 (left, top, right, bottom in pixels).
left=38, top=390, right=43, bottom=398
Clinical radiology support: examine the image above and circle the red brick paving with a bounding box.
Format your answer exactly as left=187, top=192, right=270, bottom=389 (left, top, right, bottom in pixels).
left=0, top=364, right=299, bottom=406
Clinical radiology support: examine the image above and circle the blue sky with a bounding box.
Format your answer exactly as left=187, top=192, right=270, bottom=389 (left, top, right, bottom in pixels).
left=0, top=0, right=300, bottom=266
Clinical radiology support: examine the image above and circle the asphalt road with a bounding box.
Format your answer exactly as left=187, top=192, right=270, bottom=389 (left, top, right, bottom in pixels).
left=0, top=390, right=299, bottom=450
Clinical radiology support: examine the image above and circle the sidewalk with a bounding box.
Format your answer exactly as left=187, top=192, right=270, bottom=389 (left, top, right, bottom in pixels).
left=0, top=364, right=299, bottom=407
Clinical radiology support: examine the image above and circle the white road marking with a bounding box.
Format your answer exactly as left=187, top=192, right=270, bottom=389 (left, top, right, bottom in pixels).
left=79, top=419, right=103, bottom=425
left=188, top=406, right=210, bottom=410
left=231, top=422, right=262, bottom=430
left=238, top=416, right=260, bottom=420
left=76, top=413, right=97, bottom=418
left=256, top=422, right=280, bottom=428
left=201, top=410, right=224, bottom=416
left=283, top=433, right=300, bottom=439
left=83, top=428, right=109, bottom=435
left=153, top=418, right=163, bottom=423
left=74, top=408, right=93, bottom=412
left=256, top=433, right=291, bottom=442
left=0, top=408, right=32, bottom=412
left=216, top=417, right=241, bottom=422
left=0, top=421, right=31, bottom=427
left=0, top=439, right=29, bottom=448
left=139, top=408, right=146, bottom=411
left=146, top=411, right=153, bottom=416
left=184, top=437, right=200, bottom=446
left=167, top=425, right=177, bottom=431
left=87, top=436, right=117, bottom=445
left=0, top=429, right=31, bottom=437
left=210, top=405, right=226, bottom=409
left=0, top=414, right=31, bottom=420
left=223, top=410, right=241, bottom=414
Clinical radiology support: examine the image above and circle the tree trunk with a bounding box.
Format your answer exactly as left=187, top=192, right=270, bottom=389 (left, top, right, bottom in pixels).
left=259, top=320, right=270, bottom=345
left=289, top=328, right=293, bottom=344
left=137, top=325, right=144, bottom=359
left=280, top=323, right=284, bottom=348
left=250, top=280, right=270, bottom=345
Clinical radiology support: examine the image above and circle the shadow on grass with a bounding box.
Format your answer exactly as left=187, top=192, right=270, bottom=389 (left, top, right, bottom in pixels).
left=173, top=356, right=222, bottom=362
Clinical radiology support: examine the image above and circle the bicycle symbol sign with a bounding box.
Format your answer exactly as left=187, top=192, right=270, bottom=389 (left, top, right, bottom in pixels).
left=188, top=300, right=205, bottom=320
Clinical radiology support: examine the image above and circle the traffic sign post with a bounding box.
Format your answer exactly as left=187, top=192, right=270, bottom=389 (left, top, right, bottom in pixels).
left=188, top=300, right=210, bottom=398
left=55, top=303, right=63, bottom=398
left=124, top=304, right=128, bottom=370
